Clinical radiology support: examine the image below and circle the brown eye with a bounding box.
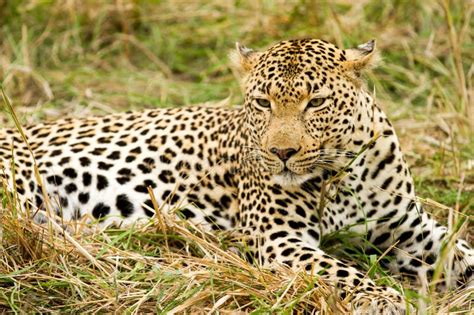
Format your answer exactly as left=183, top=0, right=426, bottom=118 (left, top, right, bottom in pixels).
left=307, top=98, right=327, bottom=109
left=255, top=98, right=271, bottom=108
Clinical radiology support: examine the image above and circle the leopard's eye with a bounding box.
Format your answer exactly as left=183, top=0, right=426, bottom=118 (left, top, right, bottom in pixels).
left=254, top=98, right=271, bottom=108
left=307, top=97, right=327, bottom=110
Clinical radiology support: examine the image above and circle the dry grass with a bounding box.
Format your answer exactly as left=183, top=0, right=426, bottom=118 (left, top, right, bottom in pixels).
left=0, top=198, right=351, bottom=313
left=0, top=0, right=473, bottom=313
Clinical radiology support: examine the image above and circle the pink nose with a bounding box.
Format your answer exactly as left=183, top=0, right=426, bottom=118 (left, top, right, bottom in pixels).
left=270, top=147, right=299, bottom=161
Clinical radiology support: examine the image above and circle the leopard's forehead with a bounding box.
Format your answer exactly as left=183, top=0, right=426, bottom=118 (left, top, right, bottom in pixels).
left=248, top=39, right=348, bottom=101
left=256, top=39, right=346, bottom=74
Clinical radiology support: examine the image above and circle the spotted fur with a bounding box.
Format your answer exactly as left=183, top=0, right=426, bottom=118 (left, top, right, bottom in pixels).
left=1, top=39, right=472, bottom=314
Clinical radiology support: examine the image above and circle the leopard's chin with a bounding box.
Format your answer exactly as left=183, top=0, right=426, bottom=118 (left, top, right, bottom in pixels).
left=273, top=170, right=313, bottom=187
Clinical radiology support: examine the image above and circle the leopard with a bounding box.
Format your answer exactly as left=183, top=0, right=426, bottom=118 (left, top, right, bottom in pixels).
left=1, top=38, right=472, bottom=314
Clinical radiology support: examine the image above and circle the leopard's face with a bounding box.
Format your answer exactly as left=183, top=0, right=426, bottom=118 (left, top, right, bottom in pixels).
left=235, top=39, right=377, bottom=186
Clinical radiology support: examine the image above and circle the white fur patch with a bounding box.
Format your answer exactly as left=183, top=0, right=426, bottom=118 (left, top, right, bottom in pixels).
left=273, top=172, right=314, bottom=187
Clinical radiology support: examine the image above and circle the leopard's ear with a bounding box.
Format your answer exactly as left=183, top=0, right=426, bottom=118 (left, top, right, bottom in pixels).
left=342, top=40, right=380, bottom=75
left=229, top=42, right=262, bottom=73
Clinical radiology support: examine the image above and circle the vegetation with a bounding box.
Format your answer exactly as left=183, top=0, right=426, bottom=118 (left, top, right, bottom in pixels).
left=0, top=0, right=472, bottom=313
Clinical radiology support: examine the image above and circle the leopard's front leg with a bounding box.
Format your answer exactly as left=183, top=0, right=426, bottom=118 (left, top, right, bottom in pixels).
left=370, top=202, right=473, bottom=290
left=256, top=229, right=413, bottom=314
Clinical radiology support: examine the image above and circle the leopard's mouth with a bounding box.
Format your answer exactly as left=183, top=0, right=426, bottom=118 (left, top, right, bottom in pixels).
left=260, top=156, right=316, bottom=186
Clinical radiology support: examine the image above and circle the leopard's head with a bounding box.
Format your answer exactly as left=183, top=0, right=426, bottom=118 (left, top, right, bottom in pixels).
left=232, top=39, right=378, bottom=186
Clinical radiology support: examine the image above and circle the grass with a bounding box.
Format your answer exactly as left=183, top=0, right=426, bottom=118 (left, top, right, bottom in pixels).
left=0, top=0, right=473, bottom=313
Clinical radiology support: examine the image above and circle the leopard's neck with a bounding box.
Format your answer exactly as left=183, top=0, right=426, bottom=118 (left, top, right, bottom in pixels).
left=340, top=91, right=417, bottom=207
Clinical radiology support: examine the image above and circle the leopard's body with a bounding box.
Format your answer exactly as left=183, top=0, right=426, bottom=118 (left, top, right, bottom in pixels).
left=1, top=39, right=472, bottom=314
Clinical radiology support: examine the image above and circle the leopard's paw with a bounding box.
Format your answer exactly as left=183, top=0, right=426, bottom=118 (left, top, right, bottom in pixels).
left=351, top=287, right=415, bottom=315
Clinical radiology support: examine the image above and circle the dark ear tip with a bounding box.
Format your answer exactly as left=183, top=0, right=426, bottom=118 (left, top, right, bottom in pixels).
left=236, top=42, right=253, bottom=56
left=356, top=39, right=376, bottom=55
left=369, top=39, right=376, bottom=48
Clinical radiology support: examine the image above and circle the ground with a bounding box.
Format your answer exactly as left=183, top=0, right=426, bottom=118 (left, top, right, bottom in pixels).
left=0, top=0, right=472, bottom=313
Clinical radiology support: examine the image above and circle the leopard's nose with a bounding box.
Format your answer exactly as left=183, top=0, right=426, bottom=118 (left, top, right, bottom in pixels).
left=269, top=147, right=299, bottom=162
